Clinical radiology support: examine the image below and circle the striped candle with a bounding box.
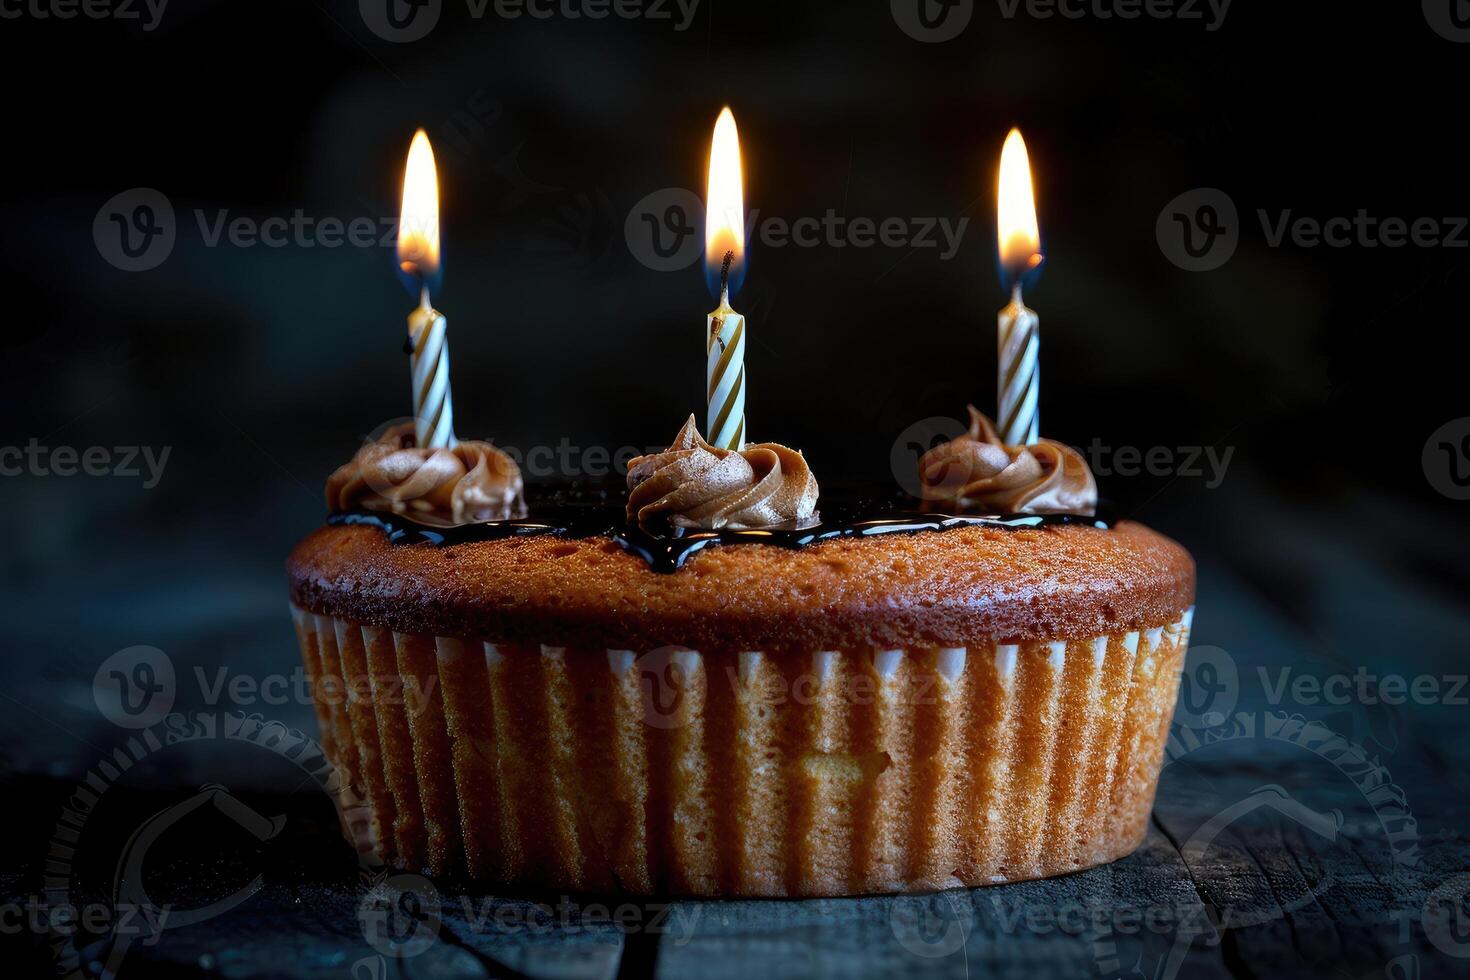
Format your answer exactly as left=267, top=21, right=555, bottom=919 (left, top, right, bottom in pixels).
left=409, top=288, right=455, bottom=449
left=706, top=276, right=746, bottom=450
left=998, top=285, right=1039, bottom=446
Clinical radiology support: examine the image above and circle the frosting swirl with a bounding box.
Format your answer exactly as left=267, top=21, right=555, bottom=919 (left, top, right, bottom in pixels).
left=627, top=416, right=819, bottom=530
left=327, top=422, right=525, bottom=523
left=918, top=406, right=1097, bottom=515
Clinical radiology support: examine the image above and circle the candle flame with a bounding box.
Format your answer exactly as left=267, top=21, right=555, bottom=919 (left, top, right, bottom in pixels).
left=398, top=129, right=441, bottom=297
left=997, top=128, right=1043, bottom=289
left=705, top=107, right=746, bottom=298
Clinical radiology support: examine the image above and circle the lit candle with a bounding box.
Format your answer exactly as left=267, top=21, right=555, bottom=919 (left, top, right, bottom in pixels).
left=398, top=129, right=456, bottom=449
left=996, top=128, right=1044, bottom=446
left=705, top=107, right=747, bottom=451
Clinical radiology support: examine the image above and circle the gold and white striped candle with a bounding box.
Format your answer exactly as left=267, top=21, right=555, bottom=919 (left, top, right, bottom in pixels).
left=998, top=285, right=1039, bottom=446
left=409, top=289, right=455, bottom=449
left=706, top=285, right=746, bottom=450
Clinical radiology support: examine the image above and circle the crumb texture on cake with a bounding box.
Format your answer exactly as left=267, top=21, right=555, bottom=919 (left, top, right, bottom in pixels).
left=287, top=521, right=1194, bottom=653
left=293, top=609, right=1193, bottom=896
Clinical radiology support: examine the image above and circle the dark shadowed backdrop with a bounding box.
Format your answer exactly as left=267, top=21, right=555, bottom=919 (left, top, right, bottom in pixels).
left=2, top=2, right=1469, bottom=976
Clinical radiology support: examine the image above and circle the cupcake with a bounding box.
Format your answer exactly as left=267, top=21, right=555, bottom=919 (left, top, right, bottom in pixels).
left=287, top=412, right=1194, bottom=896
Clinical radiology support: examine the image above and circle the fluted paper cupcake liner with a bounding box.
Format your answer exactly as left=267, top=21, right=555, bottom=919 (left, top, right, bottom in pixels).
left=291, top=605, right=1193, bottom=897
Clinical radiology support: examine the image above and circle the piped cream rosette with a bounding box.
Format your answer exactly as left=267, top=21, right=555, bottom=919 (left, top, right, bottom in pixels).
left=326, top=422, right=525, bottom=524
left=919, top=406, right=1097, bottom=515
left=626, top=415, right=818, bottom=530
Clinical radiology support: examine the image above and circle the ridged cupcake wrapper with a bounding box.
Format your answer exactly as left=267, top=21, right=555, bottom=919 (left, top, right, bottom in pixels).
left=290, top=605, right=1193, bottom=897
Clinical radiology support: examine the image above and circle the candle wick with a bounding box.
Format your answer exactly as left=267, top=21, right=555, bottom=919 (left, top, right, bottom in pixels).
left=712, top=250, right=735, bottom=352
left=419, top=284, right=432, bottom=313
left=1010, top=282, right=1024, bottom=307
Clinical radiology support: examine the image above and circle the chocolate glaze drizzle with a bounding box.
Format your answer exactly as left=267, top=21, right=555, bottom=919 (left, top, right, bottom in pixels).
left=328, top=483, right=1113, bottom=574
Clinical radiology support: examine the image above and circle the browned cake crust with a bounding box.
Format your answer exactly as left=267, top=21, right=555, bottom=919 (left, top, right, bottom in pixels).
left=287, top=521, right=1194, bottom=653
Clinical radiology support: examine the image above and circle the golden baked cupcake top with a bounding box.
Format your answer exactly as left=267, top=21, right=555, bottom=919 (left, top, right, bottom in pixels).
left=289, top=518, right=1193, bottom=653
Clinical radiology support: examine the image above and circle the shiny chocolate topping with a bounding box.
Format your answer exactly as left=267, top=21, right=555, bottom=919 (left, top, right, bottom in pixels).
left=328, top=483, right=1111, bottom=574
